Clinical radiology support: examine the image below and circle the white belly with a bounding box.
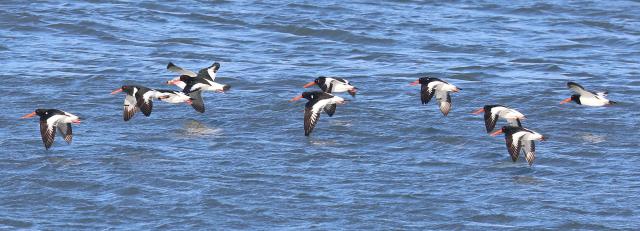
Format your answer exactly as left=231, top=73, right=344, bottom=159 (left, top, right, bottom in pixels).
left=580, top=97, right=608, bottom=106
left=332, top=84, right=352, bottom=93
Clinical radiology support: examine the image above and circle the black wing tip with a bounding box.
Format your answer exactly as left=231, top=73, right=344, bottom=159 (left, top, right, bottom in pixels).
left=140, top=103, right=153, bottom=117
left=42, top=137, right=53, bottom=150
left=191, top=104, right=205, bottom=113
left=167, top=62, right=176, bottom=69
left=222, top=84, right=231, bottom=91
left=567, top=81, right=582, bottom=88
left=123, top=108, right=134, bottom=121
left=510, top=155, right=518, bottom=162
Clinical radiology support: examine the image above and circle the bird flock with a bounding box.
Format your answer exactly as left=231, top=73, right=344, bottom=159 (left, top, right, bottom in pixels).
left=20, top=62, right=617, bottom=166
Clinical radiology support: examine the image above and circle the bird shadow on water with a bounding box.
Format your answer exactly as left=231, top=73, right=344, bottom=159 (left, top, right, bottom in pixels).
left=306, top=138, right=338, bottom=146
left=178, top=119, right=223, bottom=137
left=489, top=161, right=546, bottom=185
left=512, top=174, right=545, bottom=185
left=37, top=156, right=82, bottom=170
left=578, top=132, right=606, bottom=144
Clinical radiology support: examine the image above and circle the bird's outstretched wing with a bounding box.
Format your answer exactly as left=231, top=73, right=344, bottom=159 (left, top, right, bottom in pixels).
left=436, top=90, right=451, bottom=116
left=167, top=62, right=197, bottom=77
left=188, top=90, right=205, bottom=113
left=523, top=140, right=536, bottom=166
left=40, top=121, right=56, bottom=150
left=304, top=106, right=322, bottom=136
left=324, top=103, right=336, bottom=117
left=56, top=122, right=73, bottom=144
left=567, top=82, right=595, bottom=97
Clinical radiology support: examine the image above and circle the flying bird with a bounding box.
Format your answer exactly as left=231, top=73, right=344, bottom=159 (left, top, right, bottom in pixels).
left=111, top=85, right=156, bottom=121
left=166, top=62, right=230, bottom=93
left=491, top=126, right=545, bottom=166
left=166, top=75, right=211, bottom=113
left=303, top=76, right=358, bottom=97
left=560, top=82, right=616, bottom=106
left=21, top=109, right=81, bottom=150
left=472, top=105, right=525, bottom=133
left=410, top=77, right=461, bottom=116
left=290, top=91, right=345, bottom=136
left=149, top=89, right=193, bottom=105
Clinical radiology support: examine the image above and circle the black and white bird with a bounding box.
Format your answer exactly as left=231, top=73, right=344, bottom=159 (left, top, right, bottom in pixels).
left=166, top=62, right=230, bottom=93
left=21, top=109, right=81, bottom=150
left=166, top=75, right=209, bottom=113
left=491, top=126, right=545, bottom=166
left=561, top=82, right=616, bottom=106
left=147, top=89, right=207, bottom=113
left=303, top=76, right=358, bottom=97
left=111, top=85, right=156, bottom=121
left=410, top=77, right=461, bottom=116
left=149, top=89, right=193, bottom=105
left=472, top=105, right=526, bottom=133
left=290, top=91, right=345, bottom=136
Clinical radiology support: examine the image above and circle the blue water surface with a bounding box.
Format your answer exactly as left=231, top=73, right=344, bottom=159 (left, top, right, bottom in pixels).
left=1, top=1, right=639, bottom=229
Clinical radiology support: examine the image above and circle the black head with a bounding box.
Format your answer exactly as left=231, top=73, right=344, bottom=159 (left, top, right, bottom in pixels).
left=315, top=76, right=327, bottom=85
left=222, top=84, right=231, bottom=91
left=120, top=85, right=136, bottom=94
left=501, top=126, right=524, bottom=135
left=35, top=109, right=48, bottom=116
left=210, top=62, right=221, bottom=73
left=571, top=94, right=581, bottom=104
left=301, top=91, right=325, bottom=100
left=418, top=77, right=432, bottom=84
left=484, top=104, right=504, bottom=112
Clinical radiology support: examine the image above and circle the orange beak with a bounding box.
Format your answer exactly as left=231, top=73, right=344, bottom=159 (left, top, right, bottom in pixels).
left=303, top=81, right=316, bottom=88
left=290, top=95, right=303, bottom=102
left=472, top=108, right=485, bottom=115
left=186, top=99, right=193, bottom=105
left=490, top=130, right=504, bottom=137
left=111, top=88, right=123, bottom=94
left=409, top=80, right=420, bottom=86
left=560, top=97, right=572, bottom=104
left=20, top=111, right=36, bottom=119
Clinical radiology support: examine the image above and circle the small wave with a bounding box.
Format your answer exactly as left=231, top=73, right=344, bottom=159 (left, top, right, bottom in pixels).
left=47, top=21, right=120, bottom=42
left=0, top=218, right=33, bottom=228
left=569, top=36, right=634, bottom=48
left=509, top=2, right=558, bottom=15
left=187, top=12, right=248, bottom=27
left=256, top=23, right=395, bottom=46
